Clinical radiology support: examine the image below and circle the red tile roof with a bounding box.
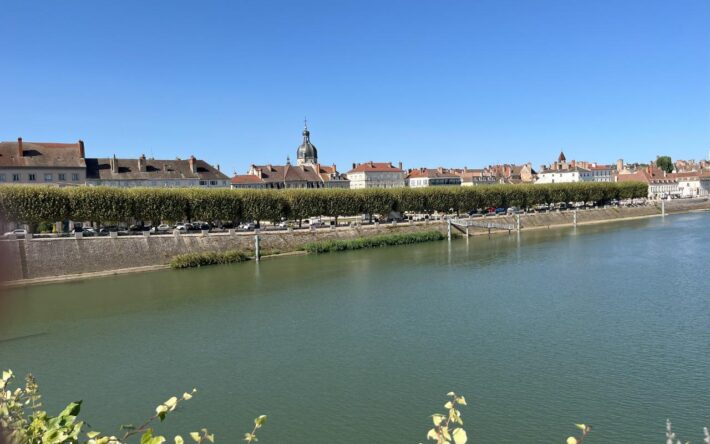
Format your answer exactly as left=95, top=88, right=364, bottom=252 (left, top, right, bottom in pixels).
left=348, top=162, right=403, bottom=173
left=0, top=140, right=86, bottom=168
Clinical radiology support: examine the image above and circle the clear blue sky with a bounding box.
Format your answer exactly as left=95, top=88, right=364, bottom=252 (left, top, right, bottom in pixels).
left=2, top=0, right=709, bottom=174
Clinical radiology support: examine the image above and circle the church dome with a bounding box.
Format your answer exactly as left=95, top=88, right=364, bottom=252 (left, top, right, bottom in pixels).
left=296, top=123, right=318, bottom=165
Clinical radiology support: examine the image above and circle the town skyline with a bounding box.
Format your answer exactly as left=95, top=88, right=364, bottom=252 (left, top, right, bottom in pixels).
left=2, top=0, right=708, bottom=175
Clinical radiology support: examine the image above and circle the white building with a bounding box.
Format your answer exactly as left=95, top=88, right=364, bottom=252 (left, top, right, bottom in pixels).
left=347, top=162, right=405, bottom=189
left=535, top=167, right=592, bottom=184
left=589, top=165, right=614, bottom=182
left=0, top=138, right=87, bottom=186
left=677, top=174, right=710, bottom=197
left=406, top=168, right=461, bottom=187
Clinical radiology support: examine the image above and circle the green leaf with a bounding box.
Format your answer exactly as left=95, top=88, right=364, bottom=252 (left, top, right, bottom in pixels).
left=189, top=432, right=201, bottom=442
left=175, top=436, right=184, bottom=444
left=141, top=429, right=154, bottom=444
left=426, top=428, right=439, bottom=441
left=575, top=423, right=586, bottom=431
left=444, top=401, right=453, bottom=409
left=87, top=431, right=101, bottom=438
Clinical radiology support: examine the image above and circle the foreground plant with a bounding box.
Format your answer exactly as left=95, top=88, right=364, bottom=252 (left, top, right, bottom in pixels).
left=0, top=369, right=266, bottom=444
left=426, top=392, right=468, bottom=444
left=566, top=423, right=592, bottom=444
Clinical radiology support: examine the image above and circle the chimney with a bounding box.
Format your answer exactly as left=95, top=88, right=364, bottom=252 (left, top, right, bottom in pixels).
left=189, top=155, right=197, bottom=174
left=111, top=154, right=118, bottom=173
left=505, top=165, right=511, bottom=177
left=138, top=154, right=147, bottom=172
left=352, top=162, right=356, bottom=170
left=398, top=161, right=403, bottom=170
left=437, top=167, right=443, bottom=173
left=17, top=137, right=23, bottom=157
left=78, top=140, right=85, bottom=158
left=616, top=159, right=623, bottom=171
left=570, top=160, right=576, bottom=169
left=216, top=164, right=220, bottom=172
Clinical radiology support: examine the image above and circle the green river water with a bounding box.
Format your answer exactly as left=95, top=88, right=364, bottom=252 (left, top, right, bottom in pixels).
left=1, top=213, right=709, bottom=443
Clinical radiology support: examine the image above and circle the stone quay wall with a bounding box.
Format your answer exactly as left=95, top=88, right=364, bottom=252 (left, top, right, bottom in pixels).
left=1, top=198, right=707, bottom=284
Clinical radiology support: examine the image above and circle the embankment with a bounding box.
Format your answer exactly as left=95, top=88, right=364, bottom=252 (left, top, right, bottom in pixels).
left=1, top=198, right=707, bottom=285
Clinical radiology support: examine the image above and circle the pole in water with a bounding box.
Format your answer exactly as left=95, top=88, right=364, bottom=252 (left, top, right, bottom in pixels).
left=254, top=234, right=260, bottom=261
left=516, top=214, right=521, bottom=232
left=662, top=199, right=665, bottom=217
left=447, top=219, right=452, bottom=240
left=574, top=209, right=578, bottom=226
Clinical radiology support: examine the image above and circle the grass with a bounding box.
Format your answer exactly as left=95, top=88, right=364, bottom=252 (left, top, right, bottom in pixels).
left=302, top=230, right=445, bottom=254
left=170, top=250, right=250, bottom=269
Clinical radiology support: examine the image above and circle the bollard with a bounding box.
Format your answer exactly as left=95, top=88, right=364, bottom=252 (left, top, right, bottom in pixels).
left=75, top=231, right=83, bottom=239
left=516, top=214, right=521, bottom=232
left=110, top=231, right=118, bottom=239
left=254, top=233, right=260, bottom=262
left=228, top=228, right=235, bottom=235
left=143, top=230, right=150, bottom=238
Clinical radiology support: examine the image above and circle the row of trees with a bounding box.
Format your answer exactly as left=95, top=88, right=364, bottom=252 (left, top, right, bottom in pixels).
left=0, top=182, right=648, bottom=228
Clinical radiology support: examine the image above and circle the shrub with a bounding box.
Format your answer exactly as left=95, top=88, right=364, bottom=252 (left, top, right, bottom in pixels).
left=302, top=230, right=445, bottom=253
left=169, top=250, right=250, bottom=269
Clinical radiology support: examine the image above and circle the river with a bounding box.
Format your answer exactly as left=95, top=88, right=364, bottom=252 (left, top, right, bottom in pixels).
left=1, top=213, right=709, bottom=443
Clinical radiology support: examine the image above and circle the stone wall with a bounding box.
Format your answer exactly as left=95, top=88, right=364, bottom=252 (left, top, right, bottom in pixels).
left=1, top=198, right=708, bottom=283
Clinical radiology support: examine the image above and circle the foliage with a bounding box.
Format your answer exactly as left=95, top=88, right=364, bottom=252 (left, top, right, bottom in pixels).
left=0, top=369, right=266, bottom=444
left=656, top=156, right=673, bottom=174
left=169, top=250, right=250, bottom=269
left=566, top=423, right=592, bottom=444
left=0, top=183, right=648, bottom=228
left=302, top=230, right=445, bottom=253
left=426, top=392, right=468, bottom=444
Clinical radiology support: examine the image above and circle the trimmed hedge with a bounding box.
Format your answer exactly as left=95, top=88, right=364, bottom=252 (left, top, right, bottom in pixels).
left=0, top=182, right=648, bottom=226
left=169, top=250, right=250, bottom=269
left=302, top=230, right=446, bottom=253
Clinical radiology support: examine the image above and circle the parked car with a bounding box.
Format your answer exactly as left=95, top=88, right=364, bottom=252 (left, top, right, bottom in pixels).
left=276, top=221, right=288, bottom=229
left=495, top=207, right=507, bottom=214
left=150, top=224, right=172, bottom=233
left=308, top=219, right=326, bottom=228
left=175, top=223, right=192, bottom=232
left=240, top=222, right=256, bottom=231
left=2, top=229, right=27, bottom=238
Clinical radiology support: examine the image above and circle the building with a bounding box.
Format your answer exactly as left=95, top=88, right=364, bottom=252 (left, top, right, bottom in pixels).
left=536, top=167, right=592, bottom=184
left=346, top=161, right=405, bottom=189
left=405, top=168, right=461, bottom=187
left=85, top=154, right=229, bottom=187
left=0, top=138, right=87, bottom=186
left=676, top=172, right=710, bottom=197
left=231, top=123, right=349, bottom=189
left=454, top=168, right=497, bottom=186
left=486, top=163, right=536, bottom=183
left=231, top=161, right=349, bottom=189
left=589, top=165, right=615, bottom=182
left=617, top=166, right=678, bottom=199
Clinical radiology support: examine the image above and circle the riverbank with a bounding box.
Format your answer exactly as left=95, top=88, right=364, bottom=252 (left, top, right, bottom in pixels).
left=2, top=198, right=708, bottom=286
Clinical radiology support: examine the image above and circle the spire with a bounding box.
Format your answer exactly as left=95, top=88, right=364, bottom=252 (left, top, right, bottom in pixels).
left=286, top=155, right=291, bottom=166
left=302, top=117, right=310, bottom=141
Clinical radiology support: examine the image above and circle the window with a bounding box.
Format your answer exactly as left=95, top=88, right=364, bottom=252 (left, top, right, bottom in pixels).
left=12, top=174, right=20, bottom=182
left=0, top=174, right=5, bottom=182
left=71, top=173, right=79, bottom=181
left=210, top=180, right=217, bottom=186
left=58, top=173, right=66, bottom=181
left=44, top=173, right=53, bottom=182
left=199, top=180, right=207, bottom=186
left=28, top=174, right=36, bottom=181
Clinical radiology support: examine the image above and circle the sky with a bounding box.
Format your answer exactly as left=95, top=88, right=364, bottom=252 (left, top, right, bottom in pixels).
left=2, top=0, right=709, bottom=174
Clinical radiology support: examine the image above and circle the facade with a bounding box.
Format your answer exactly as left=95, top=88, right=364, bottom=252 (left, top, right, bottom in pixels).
left=589, top=165, right=614, bottom=182
left=85, top=155, right=229, bottom=187
left=676, top=173, right=710, bottom=197
left=455, top=168, right=497, bottom=186
left=486, top=163, right=536, bottom=184
left=346, top=162, right=405, bottom=189
left=536, top=167, right=592, bottom=184
left=0, top=138, right=86, bottom=186
left=231, top=162, right=348, bottom=189
left=231, top=124, right=348, bottom=189
left=617, top=166, right=678, bottom=199
left=406, top=168, right=461, bottom=187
